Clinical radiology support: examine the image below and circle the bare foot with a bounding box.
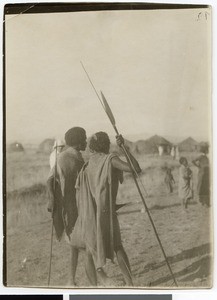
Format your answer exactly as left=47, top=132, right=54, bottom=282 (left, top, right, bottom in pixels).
left=97, top=268, right=115, bottom=286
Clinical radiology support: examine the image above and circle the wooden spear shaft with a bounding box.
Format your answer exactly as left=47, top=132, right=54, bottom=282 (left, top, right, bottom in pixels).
left=47, top=141, right=57, bottom=286
left=80, top=61, right=178, bottom=287
left=112, top=122, right=178, bottom=287
left=115, top=126, right=178, bottom=287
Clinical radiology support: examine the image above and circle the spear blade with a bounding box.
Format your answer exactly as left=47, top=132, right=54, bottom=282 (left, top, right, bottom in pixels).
left=100, top=91, right=116, bottom=128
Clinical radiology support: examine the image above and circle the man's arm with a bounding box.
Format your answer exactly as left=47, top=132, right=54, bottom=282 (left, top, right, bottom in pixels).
left=192, top=157, right=200, bottom=168
left=111, top=135, right=141, bottom=173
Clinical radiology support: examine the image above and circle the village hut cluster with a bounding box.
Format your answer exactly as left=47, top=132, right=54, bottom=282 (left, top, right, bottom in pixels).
left=110, top=134, right=208, bottom=159
left=7, top=135, right=208, bottom=157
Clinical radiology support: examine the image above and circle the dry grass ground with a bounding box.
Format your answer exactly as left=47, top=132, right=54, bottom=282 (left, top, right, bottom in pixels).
left=5, top=149, right=212, bottom=288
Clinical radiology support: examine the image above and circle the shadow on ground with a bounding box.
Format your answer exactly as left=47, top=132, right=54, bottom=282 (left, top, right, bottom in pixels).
left=133, top=243, right=211, bottom=286
left=118, top=201, right=198, bottom=216
left=149, top=255, right=211, bottom=286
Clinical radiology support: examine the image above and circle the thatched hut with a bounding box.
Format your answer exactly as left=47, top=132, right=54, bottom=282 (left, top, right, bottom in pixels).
left=178, top=137, right=199, bottom=152
left=135, top=140, right=152, bottom=155
left=198, top=141, right=209, bottom=153
left=38, top=138, right=55, bottom=154
left=8, top=142, right=24, bottom=153
left=136, top=135, right=172, bottom=155
left=110, top=139, right=136, bottom=155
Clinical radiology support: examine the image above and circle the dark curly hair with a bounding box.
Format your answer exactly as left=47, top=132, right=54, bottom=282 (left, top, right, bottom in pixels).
left=89, top=132, right=110, bottom=154
left=65, top=127, right=86, bottom=147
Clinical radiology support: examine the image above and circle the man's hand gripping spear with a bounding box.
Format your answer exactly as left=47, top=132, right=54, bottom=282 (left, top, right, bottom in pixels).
left=81, top=61, right=178, bottom=287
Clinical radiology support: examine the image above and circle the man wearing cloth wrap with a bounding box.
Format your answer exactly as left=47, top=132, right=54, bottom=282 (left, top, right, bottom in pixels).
left=47, top=127, right=87, bottom=285
left=71, top=132, right=141, bottom=286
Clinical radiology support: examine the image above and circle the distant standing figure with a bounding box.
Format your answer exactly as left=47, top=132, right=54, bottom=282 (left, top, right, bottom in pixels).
left=158, top=146, right=163, bottom=156
left=170, top=147, right=175, bottom=160
left=192, top=145, right=210, bottom=207
left=49, top=139, right=65, bottom=169
left=164, top=167, right=175, bottom=193
left=175, top=146, right=180, bottom=160
left=47, top=127, right=87, bottom=286
left=178, top=157, right=193, bottom=209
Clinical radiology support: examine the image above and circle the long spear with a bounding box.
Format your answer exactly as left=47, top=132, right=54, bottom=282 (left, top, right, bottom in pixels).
left=80, top=61, right=178, bottom=287
left=47, top=141, right=58, bottom=286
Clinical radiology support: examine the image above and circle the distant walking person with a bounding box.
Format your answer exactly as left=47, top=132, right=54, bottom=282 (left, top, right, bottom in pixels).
left=47, top=127, right=87, bottom=285
left=192, top=145, right=210, bottom=207
left=164, top=167, right=175, bottom=193
left=71, top=132, right=141, bottom=286
left=178, top=157, right=193, bottom=209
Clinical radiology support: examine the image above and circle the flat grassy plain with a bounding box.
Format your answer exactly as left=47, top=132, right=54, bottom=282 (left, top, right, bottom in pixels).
left=5, top=148, right=212, bottom=288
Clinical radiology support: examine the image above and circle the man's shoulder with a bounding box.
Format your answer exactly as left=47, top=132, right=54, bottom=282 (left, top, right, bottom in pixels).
left=59, top=150, right=74, bottom=161
left=58, top=148, right=83, bottom=165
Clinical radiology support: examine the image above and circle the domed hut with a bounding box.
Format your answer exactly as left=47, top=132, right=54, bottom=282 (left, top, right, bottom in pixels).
left=110, top=139, right=136, bottom=155
left=178, top=137, right=199, bottom=152
left=38, top=138, right=55, bottom=154
left=136, top=135, right=172, bottom=155
left=198, top=141, right=209, bottom=153
left=8, top=142, right=24, bottom=153
left=135, top=140, right=153, bottom=155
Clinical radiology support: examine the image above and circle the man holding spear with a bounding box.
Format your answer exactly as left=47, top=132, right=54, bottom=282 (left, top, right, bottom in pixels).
left=80, top=62, right=179, bottom=287
left=71, top=132, right=141, bottom=286
left=47, top=126, right=87, bottom=285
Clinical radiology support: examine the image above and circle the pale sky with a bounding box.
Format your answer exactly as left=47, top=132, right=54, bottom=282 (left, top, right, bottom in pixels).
left=5, top=8, right=211, bottom=143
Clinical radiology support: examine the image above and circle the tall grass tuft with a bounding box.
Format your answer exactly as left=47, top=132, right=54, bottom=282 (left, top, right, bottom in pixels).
left=7, top=184, right=50, bottom=234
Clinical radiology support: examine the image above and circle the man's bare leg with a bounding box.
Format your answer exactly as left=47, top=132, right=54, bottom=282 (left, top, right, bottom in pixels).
left=116, top=247, right=133, bottom=286
left=70, top=246, right=78, bottom=286
left=85, top=251, right=97, bottom=286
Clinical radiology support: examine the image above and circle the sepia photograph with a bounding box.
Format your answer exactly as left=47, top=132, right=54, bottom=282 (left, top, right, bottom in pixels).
left=3, top=2, right=212, bottom=289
